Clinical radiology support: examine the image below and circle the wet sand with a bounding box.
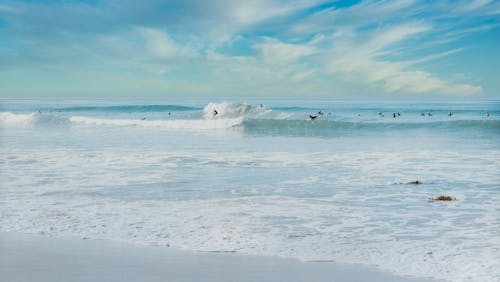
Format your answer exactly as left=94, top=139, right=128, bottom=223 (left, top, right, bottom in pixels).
left=0, top=232, right=435, bottom=282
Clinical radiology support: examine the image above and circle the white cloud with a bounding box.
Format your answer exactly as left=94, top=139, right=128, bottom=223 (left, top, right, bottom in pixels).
left=0, top=0, right=491, bottom=96
left=453, top=0, right=493, bottom=13
left=292, top=0, right=418, bottom=34
left=227, top=0, right=327, bottom=26
left=253, top=37, right=316, bottom=63
left=0, top=4, right=17, bottom=13
left=384, top=70, right=481, bottom=94
left=137, top=27, right=198, bottom=59
left=325, top=22, right=481, bottom=95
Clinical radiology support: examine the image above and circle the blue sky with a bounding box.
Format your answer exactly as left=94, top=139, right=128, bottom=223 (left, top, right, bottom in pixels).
left=0, top=0, right=499, bottom=98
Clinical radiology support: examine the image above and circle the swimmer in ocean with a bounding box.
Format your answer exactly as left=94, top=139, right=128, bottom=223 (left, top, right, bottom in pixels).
left=448, top=112, right=452, bottom=117
left=309, top=114, right=317, bottom=120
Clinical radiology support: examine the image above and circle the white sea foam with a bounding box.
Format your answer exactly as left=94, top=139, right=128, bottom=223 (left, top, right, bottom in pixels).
left=203, top=102, right=271, bottom=119
left=0, top=111, right=244, bottom=130
left=0, top=112, right=37, bottom=126
left=1, top=147, right=499, bottom=282
left=69, top=116, right=243, bottom=130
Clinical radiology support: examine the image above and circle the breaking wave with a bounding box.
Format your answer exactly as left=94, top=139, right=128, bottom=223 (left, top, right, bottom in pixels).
left=203, top=102, right=271, bottom=119
left=1, top=101, right=498, bottom=134
left=70, top=116, right=243, bottom=130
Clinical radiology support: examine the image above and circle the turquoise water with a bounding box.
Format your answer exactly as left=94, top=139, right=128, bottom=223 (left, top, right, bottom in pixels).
left=1, top=99, right=499, bottom=281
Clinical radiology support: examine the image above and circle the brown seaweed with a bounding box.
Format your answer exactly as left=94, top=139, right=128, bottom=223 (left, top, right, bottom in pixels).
left=428, top=195, right=457, bottom=202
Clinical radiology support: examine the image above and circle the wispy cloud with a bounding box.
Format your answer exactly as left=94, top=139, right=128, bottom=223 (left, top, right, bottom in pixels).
left=0, top=0, right=498, bottom=96
left=138, top=27, right=199, bottom=60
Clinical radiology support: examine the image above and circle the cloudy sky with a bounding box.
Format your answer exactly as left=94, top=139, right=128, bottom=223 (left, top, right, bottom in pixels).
left=1, top=0, right=499, bottom=98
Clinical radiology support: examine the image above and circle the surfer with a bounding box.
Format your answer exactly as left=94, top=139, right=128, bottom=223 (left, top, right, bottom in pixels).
left=448, top=112, right=452, bottom=117
left=317, top=111, right=324, bottom=115
left=141, top=117, right=146, bottom=120
left=213, top=109, right=218, bottom=117
left=394, top=180, right=422, bottom=185
left=309, top=114, right=317, bottom=120
left=393, top=113, right=396, bottom=118
left=407, top=180, right=422, bottom=185
left=428, top=113, right=432, bottom=116
left=421, top=112, right=425, bottom=116
left=397, top=112, right=401, bottom=116
left=486, top=112, right=490, bottom=117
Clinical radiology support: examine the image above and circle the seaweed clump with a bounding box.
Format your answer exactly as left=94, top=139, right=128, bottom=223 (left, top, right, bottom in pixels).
left=428, top=195, right=457, bottom=202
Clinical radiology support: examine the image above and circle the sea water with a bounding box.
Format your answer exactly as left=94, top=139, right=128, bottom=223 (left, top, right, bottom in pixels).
left=1, top=99, right=499, bottom=282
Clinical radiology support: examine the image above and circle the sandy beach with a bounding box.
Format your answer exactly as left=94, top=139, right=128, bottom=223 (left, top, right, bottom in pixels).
left=0, top=232, right=435, bottom=282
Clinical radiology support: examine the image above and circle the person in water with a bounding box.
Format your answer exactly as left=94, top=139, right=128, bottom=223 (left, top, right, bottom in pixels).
left=393, top=113, right=396, bottom=118
left=428, top=113, right=432, bottom=116
left=397, top=112, right=401, bottom=116
left=421, top=112, right=425, bottom=116
left=486, top=112, right=490, bottom=117
left=448, top=112, right=452, bottom=117
left=213, top=109, right=218, bottom=117
left=309, top=114, right=317, bottom=120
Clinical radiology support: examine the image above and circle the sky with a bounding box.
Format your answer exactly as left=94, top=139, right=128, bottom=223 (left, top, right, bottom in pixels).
left=0, top=0, right=499, bottom=98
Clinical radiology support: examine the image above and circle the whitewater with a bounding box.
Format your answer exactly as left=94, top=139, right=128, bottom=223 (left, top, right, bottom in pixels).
left=1, top=99, right=499, bottom=282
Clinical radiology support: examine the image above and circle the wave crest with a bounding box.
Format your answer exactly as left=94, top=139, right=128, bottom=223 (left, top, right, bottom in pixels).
left=0, top=112, right=70, bottom=127
left=202, top=102, right=270, bottom=119
left=70, top=116, right=243, bottom=130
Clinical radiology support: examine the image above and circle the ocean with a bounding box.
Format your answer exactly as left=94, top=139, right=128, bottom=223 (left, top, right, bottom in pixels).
left=1, top=99, right=499, bottom=281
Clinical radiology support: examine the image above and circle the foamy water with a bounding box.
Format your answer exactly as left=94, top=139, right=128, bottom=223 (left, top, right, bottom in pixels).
left=1, top=99, right=499, bottom=282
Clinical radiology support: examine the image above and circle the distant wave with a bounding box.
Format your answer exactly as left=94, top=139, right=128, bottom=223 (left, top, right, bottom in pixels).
left=0, top=111, right=243, bottom=130
left=0, top=112, right=70, bottom=127
left=70, top=116, right=243, bottom=130
left=0, top=112, right=35, bottom=125
left=202, top=102, right=271, bottom=119
left=2, top=109, right=498, bottom=134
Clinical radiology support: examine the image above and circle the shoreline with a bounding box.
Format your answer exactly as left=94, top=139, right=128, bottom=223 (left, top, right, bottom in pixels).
left=0, top=232, right=436, bottom=282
